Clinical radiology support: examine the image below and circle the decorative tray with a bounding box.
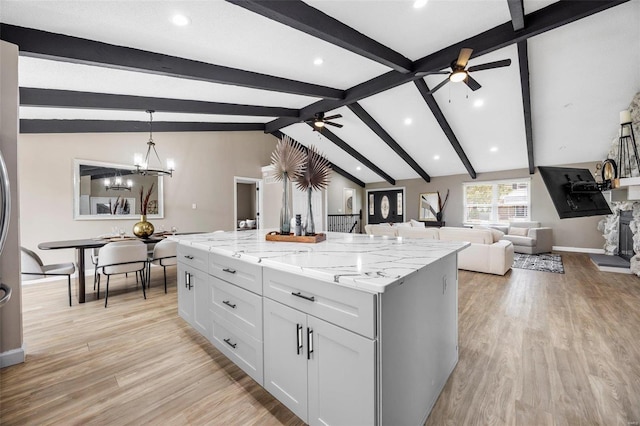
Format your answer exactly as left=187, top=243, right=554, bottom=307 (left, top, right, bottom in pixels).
left=265, top=232, right=326, bottom=243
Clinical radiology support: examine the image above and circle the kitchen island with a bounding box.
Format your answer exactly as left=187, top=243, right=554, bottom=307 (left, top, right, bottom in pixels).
left=171, top=230, right=469, bottom=425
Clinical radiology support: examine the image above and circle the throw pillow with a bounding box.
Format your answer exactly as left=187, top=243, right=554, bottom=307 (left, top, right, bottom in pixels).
left=394, top=222, right=411, bottom=228
left=508, top=227, right=529, bottom=237
left=410, top=219, right=425, bottom=228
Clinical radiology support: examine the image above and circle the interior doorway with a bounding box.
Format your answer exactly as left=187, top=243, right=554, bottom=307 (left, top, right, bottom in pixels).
left=234, top=177, right=262, bottom=231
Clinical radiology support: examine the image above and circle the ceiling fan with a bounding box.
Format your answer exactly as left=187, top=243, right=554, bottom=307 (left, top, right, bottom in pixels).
left=421, top=48, right=511, bottom=94
left=306, top=112, right=343, bottom=131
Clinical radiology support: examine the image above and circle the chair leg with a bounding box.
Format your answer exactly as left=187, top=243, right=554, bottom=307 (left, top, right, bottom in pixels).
left=67, top=275, right=72, bottom=307
left=104, top=275, right=110, bottom=308
left=96, top=272, right=101, bottom=299
left=163, top=266, right=167, bottom=294
left=141, top=269, right=147, bottom=300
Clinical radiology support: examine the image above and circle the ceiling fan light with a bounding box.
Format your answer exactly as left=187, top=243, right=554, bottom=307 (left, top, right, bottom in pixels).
left=314, top=120, right=325, bottom=128
left=449, top=70, right=467, bottom=83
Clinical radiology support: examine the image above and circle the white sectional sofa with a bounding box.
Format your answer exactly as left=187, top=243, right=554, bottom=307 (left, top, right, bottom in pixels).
left=364, top=224, right=514, bottom=275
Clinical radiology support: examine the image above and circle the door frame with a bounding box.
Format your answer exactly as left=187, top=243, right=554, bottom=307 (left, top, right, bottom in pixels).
left=234, top=176, right=263, bottom=230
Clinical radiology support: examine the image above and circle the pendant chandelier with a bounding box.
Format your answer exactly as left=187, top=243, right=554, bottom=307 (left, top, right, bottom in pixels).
left=104, top=170, right=133, bottom=191
left=134, top=110, right=175, bottom=177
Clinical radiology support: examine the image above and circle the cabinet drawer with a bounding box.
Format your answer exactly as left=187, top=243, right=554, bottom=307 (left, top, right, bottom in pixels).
left=263, top=268, right=376, bottom=339
left=209, top=252, right=262, bottom=295
left=211, top=276, right=263, bottom=341
left=177, top=244, right=208, bottom=273
left=211, top=312, right=263, bottom=385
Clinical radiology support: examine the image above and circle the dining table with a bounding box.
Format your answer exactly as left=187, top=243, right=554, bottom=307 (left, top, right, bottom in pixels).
left=38, top=235, right=166, bottom=303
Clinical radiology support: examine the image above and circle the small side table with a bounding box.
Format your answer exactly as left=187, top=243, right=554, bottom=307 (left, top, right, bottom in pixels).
left=421, top=221, right=445, bottom=227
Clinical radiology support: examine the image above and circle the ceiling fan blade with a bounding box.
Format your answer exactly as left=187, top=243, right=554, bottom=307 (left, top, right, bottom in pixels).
left=323, top=114, right=342, bottom=121
left=467, top=59, right=512, bottom=72
left=325, top=121, right=343, bottom=128
left=464, top=75, right=482, bottom=91
left=428, top=78, right=450, bottom=94
left=414, top=70, right=450, bottom=77
left=456, top=48, right=473, bottom=68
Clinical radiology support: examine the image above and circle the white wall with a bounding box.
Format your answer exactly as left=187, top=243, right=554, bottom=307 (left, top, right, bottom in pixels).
left=19, top=131, right=277, bottom=264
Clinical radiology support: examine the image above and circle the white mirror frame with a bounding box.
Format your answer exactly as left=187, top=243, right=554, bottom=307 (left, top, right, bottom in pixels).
left=73, top=159, right=164, bottom=220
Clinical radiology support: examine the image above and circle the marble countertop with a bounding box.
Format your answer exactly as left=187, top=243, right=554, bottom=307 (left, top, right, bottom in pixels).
left=170, top=230, right=469, bottom=293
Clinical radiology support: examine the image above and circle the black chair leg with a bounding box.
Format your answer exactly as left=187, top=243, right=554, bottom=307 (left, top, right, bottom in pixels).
left=163, top=266, right=167, bottom=293
left=141, top=269, right=147, bottom=300
left=104, top=275, right=110, bottom=308
left=67, top=275, right=72, bottom=307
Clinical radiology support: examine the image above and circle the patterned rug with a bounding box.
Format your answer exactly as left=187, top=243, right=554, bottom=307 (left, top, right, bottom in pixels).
left=512, top=253, right=564, bottom=274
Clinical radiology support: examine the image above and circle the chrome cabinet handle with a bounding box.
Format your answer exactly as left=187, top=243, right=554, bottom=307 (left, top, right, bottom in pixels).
left=296, top=323, right=303, bottom=355
left=223, top=338, right=237, bottom=349
left=0, top=151, right=11, bottom=256
left=0, top=283, right=12, bottom=308
left=222, top=268, right=236, bottom=274
left=222, top=300, right=236, bottom=309
left=292, top=291, right=315, bottom=302
left=184, top=255, right=194, bottom=260
left=307, top=328, right=314, bottom=360
left=185, top=272, right=192, bottom=289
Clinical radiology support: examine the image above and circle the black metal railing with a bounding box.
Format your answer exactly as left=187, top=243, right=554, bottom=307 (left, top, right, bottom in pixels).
left=328, top=210, right=362, bottom=234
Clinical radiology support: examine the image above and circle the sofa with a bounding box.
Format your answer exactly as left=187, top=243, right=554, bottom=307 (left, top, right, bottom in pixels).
left=364, top=224, right=514, bottom=275
left=477, top=221, right=552, bottom=254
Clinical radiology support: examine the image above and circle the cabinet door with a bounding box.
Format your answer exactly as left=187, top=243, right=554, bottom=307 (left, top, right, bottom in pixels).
left=192, top=268, right=211, bottom=338
left=307, top=316, right=375, bottom=426
left=177, top=264, right=194, bottom=325
left=263, top=298, right=308, bottom=422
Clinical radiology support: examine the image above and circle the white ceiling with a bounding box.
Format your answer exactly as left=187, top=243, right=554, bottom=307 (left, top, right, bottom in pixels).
left=2, top=0, right=639, bottom=184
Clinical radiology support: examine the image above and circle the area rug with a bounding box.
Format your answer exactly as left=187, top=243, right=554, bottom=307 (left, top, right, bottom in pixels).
left=512, top=253, right=564, bottom=274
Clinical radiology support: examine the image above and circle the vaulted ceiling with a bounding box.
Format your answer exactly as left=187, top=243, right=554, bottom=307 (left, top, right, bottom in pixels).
left=1, top=0, right=638, bottom=187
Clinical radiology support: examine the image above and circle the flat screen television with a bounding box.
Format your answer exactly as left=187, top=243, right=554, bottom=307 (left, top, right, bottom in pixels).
left=538, top=166, right=612, bottom=219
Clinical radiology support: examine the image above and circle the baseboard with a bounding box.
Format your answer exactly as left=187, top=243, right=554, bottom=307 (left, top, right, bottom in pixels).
left=553, top=246, right=605, bottom=254
left=0, top=346, right=25, bottom=368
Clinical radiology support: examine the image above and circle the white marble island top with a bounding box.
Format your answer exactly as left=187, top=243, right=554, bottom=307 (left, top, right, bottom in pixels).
left=171, top=230, right=469, bottom=293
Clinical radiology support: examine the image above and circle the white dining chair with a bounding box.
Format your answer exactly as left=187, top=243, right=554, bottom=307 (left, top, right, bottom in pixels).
left=147, top=239, right=177, bottom=293
left=96, top=240, right=148, bottom=308
left=21, top=247, right=76, bottom=306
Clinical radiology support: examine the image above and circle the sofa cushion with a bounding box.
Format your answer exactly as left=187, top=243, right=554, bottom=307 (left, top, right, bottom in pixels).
left=410, top=219, right=425, bottom=228
left=508, top=227, right=529, bottom=237
left=474, top=226, right=505, bottom=243
left=502, top=235, right=535, bottom=246
left=397, top=227, right=439, bottom=239
left=439, top=227, right=493, bottom=245
left=394, top=222, right=411, bottom=228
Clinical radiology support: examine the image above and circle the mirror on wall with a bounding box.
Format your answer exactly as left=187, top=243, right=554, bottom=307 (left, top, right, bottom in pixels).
left=73, top=159, right=164, bottom=220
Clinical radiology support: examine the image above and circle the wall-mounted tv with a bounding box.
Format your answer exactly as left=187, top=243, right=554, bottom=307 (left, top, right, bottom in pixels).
left=538, top=166, right=612, bottom=219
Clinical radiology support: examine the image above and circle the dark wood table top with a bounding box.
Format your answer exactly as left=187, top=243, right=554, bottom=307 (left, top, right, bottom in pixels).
left=38, top=236, right=165, bottom=250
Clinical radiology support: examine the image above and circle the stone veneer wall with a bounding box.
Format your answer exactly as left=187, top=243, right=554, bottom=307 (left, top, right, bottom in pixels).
left=597, top=92, right=640, bottom=275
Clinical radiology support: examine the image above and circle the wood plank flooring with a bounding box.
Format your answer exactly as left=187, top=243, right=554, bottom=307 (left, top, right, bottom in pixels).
left=1, top=252, right=639, bottom=425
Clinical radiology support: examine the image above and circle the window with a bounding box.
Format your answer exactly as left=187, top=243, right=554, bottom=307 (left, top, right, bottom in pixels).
left=463, top=178, right=530, bottom=224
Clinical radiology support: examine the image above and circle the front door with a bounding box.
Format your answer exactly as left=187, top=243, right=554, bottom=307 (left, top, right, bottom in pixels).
left=367, top=189, right=404, bottom=224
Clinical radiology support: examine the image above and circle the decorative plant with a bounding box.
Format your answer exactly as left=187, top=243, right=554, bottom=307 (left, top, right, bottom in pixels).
left=270, top=135, right=306, bottom=182
left=296, top=145, right=331, bottom=235
left=139, top=182, right=155, bottom=216
left=438, top=189, right=450, bottom=213
left=270, top=135, right=306, bottom=234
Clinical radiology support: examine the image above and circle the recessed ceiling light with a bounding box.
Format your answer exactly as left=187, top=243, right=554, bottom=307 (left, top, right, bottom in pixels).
left=433, top=155, right=440, bottom=160
left=404, top=118, right=413, bottom=125
left=413, top=0, right=428, bottom=8
left=490, top=146, right=498, bottom=152
left=171, top=14, right=190, bottom=26
left=473, top=99, right=484, bottom=108
left=313, top=57, right=324, bottom=66
left=356, top=166, right=362, bottom=171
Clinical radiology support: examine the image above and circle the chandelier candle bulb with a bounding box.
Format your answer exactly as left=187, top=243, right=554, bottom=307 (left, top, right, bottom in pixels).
left=620, top=110, right=632, bottom=124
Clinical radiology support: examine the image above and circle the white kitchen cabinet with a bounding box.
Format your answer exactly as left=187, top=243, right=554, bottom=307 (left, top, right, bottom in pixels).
left=177, top=263, right=210, bottom=338
left=263, top=298, right=375, bottom=425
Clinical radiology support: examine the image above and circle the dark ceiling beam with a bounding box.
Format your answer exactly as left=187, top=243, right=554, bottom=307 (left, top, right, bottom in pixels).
left=0, top=24, right=344, bottom=100
left=507, top=0, right=526, bottom=31
left=347, top=103, right=431, bottom=183
left=20, top=120, right=265, bottom=134
left=265, top=0, right=628, bottom=133
left=308, top=123, right=396, bottom=185
left=413, top=80, right=476, bottom=179
left=271, top=130, right=365, bottom=188
left=517, top=41, right=535, bottom=174
left=20, top=88, right=300, bottom=118
left=226, top=0, right=413, bottom=73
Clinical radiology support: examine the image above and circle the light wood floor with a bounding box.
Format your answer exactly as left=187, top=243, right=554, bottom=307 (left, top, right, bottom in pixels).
left=1, top=253, right=639, bottom=425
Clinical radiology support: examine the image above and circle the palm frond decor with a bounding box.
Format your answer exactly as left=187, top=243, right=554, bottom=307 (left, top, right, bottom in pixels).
left=295, top=145, right=331, bottom=191
left=270, top=135, right=306, bottom=182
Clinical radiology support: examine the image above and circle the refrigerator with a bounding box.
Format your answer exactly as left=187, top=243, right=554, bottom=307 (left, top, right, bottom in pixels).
left=0, top=149, right=11, bottom=307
